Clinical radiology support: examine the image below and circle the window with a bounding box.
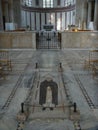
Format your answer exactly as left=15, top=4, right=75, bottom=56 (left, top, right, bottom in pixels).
left=64, top=0, right=75, bottom=6
left=23, top=0, right=32, bottom=6
left=43, top=0, right=53, bottom=8
left=36, top=0, right=39, bottom=6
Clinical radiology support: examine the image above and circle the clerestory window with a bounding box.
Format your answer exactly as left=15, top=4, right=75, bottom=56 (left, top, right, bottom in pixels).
left=36, top=0, right=39, bottom=6
left=22, top=0, right=32, bottom=6
left=43, top=0, right=53, bottom=8
left=64, top=0, right=75, bottom=6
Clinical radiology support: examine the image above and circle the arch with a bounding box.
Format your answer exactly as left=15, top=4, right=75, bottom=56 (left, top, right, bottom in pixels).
left=21, top=5, right=75, bottom=13
left=39, top=79, right=58, bottom=105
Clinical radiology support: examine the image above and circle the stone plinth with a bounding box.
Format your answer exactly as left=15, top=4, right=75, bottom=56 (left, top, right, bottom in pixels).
left=69, top=107, right=80, bottom=121
left=17, top=112, right=27, bottom=121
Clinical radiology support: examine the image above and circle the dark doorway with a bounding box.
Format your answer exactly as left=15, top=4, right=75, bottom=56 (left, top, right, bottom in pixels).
left=39, top=79, right=58, bottom=105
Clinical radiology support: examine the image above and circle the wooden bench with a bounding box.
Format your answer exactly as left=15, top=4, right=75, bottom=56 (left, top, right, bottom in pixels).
left=0, top=50, right=12, bottom=71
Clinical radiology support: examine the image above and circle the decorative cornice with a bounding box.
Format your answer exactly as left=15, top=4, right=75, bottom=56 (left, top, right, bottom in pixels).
left=21, top=5, right=75, bottom=13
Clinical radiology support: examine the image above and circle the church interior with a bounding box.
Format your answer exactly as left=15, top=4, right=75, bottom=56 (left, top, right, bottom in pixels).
left=0, top=0, right=98, bottom=130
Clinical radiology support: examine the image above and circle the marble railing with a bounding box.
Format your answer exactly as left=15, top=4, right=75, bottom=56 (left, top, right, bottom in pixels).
left=0, top=31, right=36, bottom=49
left=0, top=31, right=98, bottom=49
left=62, top=31, right=98, bottom=48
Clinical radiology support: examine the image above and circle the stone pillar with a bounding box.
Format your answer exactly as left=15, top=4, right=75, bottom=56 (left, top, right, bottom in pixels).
left=34, top=12, right=36, bottom=30
left=3, top=1, right=9, bottom=22
left=55, top=13, right=57, bottom=30
left=75, top=0, right=88, bottom=29
left=82, top=0, right=88, bottom=29
left=0, top=0, right=3, bottom=31
left=87, top=0, right=95, bottom=30
left=75, top=0, right=83, bottom=26
left=94, top=0, right=98, bottom=30
left=65, top=12, right=67, bottom=29
left=13, top=0, right=21, bottom=27
left=60, top=12, right=62, bottom=30
left=87, top=1, right=92, bottom=24
left=8, top=0, right=14, bottom=22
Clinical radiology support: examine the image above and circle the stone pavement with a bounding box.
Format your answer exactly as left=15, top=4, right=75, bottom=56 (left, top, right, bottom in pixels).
left=0, top=49, right=98, bottom=130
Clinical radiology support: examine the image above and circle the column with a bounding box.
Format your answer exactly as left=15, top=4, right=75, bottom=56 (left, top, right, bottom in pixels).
left=87, top=0, right=95, bottom=29
left=27, top=12, right=30, bottom=28
left=57, top=13, right=60, bottom=30
left=36, top=13, right=40, bottom=30
left=13, top=0, right=21, bottom=27
left=60, top=12, right=62, bottom=30
left=88, top=1, right=92, bottom=23
left=40, top=13, right=41, bottom=30
left=75, top=0, right=83, bottom=26
left=31, top=12, right=35, bottom=30
left=72, top=11, right=75, bottom=25
left=8, top=0, right=14, bottom=22
left=45, top=13, right=46, bottom=24
left=41, top=13, right=45, bottom=28
left=55, top=12, right=57, bottom=30
left=51, top=13, right=55, bottom=25
left=3, top=1, right=9, bottom=22
left=62, top=12, right=65, bottom=30
left=21, top=10, right=26, bottom=28
left=75, top=0, right=88, bottom=28
left=25, top=11, right=27, bottom=27
left=65, top=12, right=67, bottom=29
left=50, top=13, right=51, bottom=23
left=94, top=0, right=98, bottom=30
left=0, top=0, right=3, bottom=30
left=30, top=12, right=32, bottom=30
left=47, top=13, right=50, bottom=24
left=34, top=12, right=36, bottom=30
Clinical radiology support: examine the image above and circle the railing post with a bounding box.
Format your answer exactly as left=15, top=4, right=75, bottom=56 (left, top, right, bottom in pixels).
left=35, top=62, right=38, bottom=69
left=73, top=102, right=77, bottom=112
left=21, top=102, right=24, bottom=113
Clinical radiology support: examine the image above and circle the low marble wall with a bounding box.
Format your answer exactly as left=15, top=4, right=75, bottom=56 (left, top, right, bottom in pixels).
left=0, top=31, right=98, bottom=49
left=62, top=31, right=98, bottom=48
left=0, top=31, right=36, bottom=49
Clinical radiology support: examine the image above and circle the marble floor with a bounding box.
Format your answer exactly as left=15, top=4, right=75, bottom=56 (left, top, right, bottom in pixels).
left=0, top=49, right=98, bottom=130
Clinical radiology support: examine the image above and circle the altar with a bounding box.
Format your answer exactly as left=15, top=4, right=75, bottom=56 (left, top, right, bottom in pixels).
left=43, top=24, right=54, bottom=31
